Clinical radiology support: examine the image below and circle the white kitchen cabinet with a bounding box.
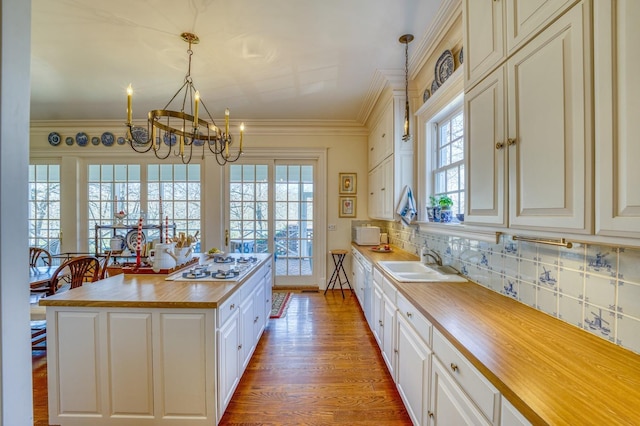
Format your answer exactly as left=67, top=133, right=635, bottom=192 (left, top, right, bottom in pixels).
left=501, top=399, right=532, bottom=426
left=351, top=248, right=365, bottom=308
left=381, top=290, right=397, bottom=379
left=465, top=66, right=507, bottom=226
left=218, top=293, right=241, bottom=415
left=594, top=0, right=640, bottom=238
left=463, top=0, right=505, bottom=90
left=368, top=101, right=393, bottom=171
left=240, top=283, right=257, bottom=371
left=464, top=0, right=580, bottom=90
left=397, top=314, right=432, bottom=426
left=430, top=358, right=492, bottom=426
left=372, top=279, right=383, bottom=348
left=367, top=93, right=414, bottom=221
left=465, top=1, right=592, bottom=232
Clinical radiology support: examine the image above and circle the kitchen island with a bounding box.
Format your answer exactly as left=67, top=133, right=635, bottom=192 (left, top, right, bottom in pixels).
left=40, top=253, right=273, bottom=426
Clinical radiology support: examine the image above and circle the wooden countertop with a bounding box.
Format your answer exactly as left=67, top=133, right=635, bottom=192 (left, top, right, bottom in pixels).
left=40, top=254, right=272, bottom=309
left=353, top=243, right=640, bottom=425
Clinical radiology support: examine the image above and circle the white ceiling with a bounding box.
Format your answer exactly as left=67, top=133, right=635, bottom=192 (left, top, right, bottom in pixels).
left=30, top=0, right=443, bottom=124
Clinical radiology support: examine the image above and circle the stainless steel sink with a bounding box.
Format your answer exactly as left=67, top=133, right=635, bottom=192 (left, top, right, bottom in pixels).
left=377, top=261, right=467, bottom=283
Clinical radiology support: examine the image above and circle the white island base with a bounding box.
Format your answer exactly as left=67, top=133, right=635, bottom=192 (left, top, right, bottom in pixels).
left=42, top=254, right=273, bottom=425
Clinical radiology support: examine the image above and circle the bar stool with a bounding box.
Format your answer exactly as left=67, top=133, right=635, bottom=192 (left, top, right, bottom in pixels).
left=324, top=249, right=352, bottom=298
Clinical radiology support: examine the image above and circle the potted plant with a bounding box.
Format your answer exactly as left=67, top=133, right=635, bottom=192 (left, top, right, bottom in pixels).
left=426, top=195, right=438, bottom=222
left=437, top=195, right=453, bottom=223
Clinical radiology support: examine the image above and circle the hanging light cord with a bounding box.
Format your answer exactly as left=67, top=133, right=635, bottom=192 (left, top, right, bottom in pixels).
left=399, top=34, right=413, bottom=142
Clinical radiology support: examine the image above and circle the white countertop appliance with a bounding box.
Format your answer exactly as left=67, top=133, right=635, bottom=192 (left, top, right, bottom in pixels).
left=354, top=226, right=381, bottom=245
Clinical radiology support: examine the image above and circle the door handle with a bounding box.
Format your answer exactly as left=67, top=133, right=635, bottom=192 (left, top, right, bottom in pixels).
left=225, top=229, right=229, bottom=246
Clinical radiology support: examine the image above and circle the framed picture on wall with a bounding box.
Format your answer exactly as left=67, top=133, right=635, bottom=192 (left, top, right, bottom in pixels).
left=339, top=173, right=357, bottom=194
left=339, top=196, right=356, bottom=218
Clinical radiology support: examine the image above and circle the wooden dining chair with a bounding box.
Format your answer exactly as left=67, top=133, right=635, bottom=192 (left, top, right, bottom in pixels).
left=48, top=255, right=101, bottom=295
left=29, top=247, right=51, bottom=267
left=98, top=251, right=111, bottom=280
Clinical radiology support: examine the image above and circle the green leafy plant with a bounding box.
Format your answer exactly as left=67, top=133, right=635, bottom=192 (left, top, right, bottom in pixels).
left=437, top=195, right=453, bottom=210
left=428, top=195, right=438, bottom=207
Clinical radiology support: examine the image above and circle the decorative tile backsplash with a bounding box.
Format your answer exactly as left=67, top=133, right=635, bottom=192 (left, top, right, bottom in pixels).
left=372, top=221, right=640, bottom=356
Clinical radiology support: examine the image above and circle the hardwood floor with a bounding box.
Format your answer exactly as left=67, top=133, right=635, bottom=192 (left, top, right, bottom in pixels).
left=32, top=290, right=411, bottom=425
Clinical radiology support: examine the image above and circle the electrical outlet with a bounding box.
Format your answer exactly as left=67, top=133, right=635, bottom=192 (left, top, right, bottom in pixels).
left=327, top=224, right=336, bottom=231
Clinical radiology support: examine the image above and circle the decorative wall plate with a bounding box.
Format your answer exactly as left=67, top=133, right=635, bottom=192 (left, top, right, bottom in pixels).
left=130, top=127, right=148, bottom=146
left=101, top=132, right=115, bottom=146
left=423, top=88, right=430, bottom=103
left=48, top=132, right=61, bottom=146
left=163, top=132, right=177, bottom=146
left=76, top=132, right=89, bottom=146
left=435, top=49, right=454, bottom=86
left=459, top=47, right=464, bottom=64
left=125, top=229, right=146, bottom=252
left=431, top=80, right=439, bottom=94
left=91, top=136, right=100, bottom=146
left=65, top=137, right=74, bottom=146
left=117, top=136, right=126, bottom=145
left=193, top=137, right=205, bottom=146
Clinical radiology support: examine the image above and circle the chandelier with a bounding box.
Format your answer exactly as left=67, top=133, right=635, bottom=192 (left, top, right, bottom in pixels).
left=125, top=32, right=244, bottom=164
left=399, top=34, right=413, bottom=142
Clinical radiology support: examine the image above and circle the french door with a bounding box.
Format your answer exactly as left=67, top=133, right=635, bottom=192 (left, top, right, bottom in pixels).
left=226, top=160, right=317, bottom=286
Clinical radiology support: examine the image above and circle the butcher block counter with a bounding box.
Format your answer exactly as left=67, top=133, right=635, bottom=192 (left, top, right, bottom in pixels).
left=353, top=243, right=640, bottom=425
left=41, top=253, right=273, bottom=426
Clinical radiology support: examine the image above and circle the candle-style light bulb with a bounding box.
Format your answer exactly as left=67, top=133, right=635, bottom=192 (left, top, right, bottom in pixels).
left=224, top=108, right=230, bottom=137
left=179, top=128, right=184, bottom=156
left=126, top=84, right=133, bottom=124
left=239, top=123, right=245, bottom=152
left=194, top=91, right=200, bottom=127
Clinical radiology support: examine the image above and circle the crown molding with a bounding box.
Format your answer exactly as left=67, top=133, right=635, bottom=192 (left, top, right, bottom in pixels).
left=357, top=0, right=462, bottom=126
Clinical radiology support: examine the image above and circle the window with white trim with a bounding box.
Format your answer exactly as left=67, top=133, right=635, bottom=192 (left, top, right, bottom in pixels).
left=433, top=108, right=464, bottom=216
left=29, top=164, right=61, bottom=254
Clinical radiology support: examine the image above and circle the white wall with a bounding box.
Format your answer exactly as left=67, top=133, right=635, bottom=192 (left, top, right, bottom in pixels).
left=1, top=0, right=35, bottom=423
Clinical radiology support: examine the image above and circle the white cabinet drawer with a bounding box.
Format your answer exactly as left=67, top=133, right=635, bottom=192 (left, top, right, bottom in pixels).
left=382, top=276, right=396, bottom=304
left=433, top=329, right=500, bottom=424
left=396, top=293, right=432, bottom=347
left=218, top=291, right=240, bottom=326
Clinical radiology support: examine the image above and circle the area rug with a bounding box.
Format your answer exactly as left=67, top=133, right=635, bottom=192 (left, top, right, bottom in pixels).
left=270, top=292, right=292, bottom=319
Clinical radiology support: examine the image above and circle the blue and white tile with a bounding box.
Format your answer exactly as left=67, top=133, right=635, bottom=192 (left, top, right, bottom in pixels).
left=618, top=247, right=640, bottom=285
left=519, top=258, right=537, bottom=283
left=503, top=255, right=519, bottom=280
left=537, top=244, right=559, bottom=266
left=502, top=237, right=518, bottom=257
left=617, top=281, right=640, bottom=319
left=520, top=241, right=537, bottom=261
left=616, top=313, right=640, bottom=355
left=518, top=280, right=536, bottom=307
left=583, top=303, right=615, bottom=342
left=478, top=251, right=491, bottom=269
left=584, top=273, right=617, bottom=311
left=558, top=267, right=584, bottom=299
left=537, top=263, right=558, bottom=290
left=559, top=243, right=585, bottom=270
left=558, top=294, right=583, bottom=328
left=586, top=244, right=617, bottom=277
left=537, top=287, right=558, bottom=317
left=502, top=277, right=518, bottom=299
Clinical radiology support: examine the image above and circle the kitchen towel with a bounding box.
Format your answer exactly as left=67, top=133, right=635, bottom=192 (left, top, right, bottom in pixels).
left=396, top=185, right=417, bottom=226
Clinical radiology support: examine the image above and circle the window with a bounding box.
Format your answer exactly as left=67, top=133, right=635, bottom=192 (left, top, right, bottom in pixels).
left=433, top=108, right=464, bottom=216
left=88, top=163, right=201, bottom=254
left=29, top=164, right=61, bottom=254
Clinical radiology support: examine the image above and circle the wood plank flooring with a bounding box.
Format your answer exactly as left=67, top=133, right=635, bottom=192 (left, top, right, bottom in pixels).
left=32, top=290, right=411, bottom=425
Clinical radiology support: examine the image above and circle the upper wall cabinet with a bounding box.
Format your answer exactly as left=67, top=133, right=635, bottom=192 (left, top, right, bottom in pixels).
left=464, top=0, right=580, bottom=90
left=367, top=93, right=414, bottom=221
left=594, top=1, right=640, bottom=238
left=465, top=1, right=592, bottom=232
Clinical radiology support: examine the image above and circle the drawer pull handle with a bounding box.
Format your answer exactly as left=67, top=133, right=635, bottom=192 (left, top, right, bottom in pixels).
left=379, top=320, right=383, bottom=326
left=450, top=363, right=458, bottom=372
left=406, top=311, right=412, bottom=318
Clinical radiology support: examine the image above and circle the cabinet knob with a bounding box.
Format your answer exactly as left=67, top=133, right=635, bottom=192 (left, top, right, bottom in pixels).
left=495, top=142, right=504, bottom=150
left=428, top=411, right=434, bottom=418
left=406, top=311, right=413, bottom=318
left=254, top=316, right=259, bottom=323
left=507, top=138, right=517, bottom=146
left=450, top=363, right=458, bottom=372
left=379, top=320, right=383, bottom=326
left=394, top=349, right=398, bottom=354
left=370, top=147, right=374, bottom=151
left=238, top=344, right=242, bottom=350
left=230, top=304, right=235, bottom=310
left=381, top=133, right=386, bottom=138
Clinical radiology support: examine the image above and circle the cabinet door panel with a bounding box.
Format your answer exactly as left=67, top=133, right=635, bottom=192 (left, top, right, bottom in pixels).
left=507, top=2, right=590, bottom=231
left=465, top=66, right=507, bottom=225
left=595, top=0, right=640, bottom=237
left=397, top=316, right=431, bottom=426
left=506, top=0, right=579, bottom=54
left=463, top=0, right=505, bottom=88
